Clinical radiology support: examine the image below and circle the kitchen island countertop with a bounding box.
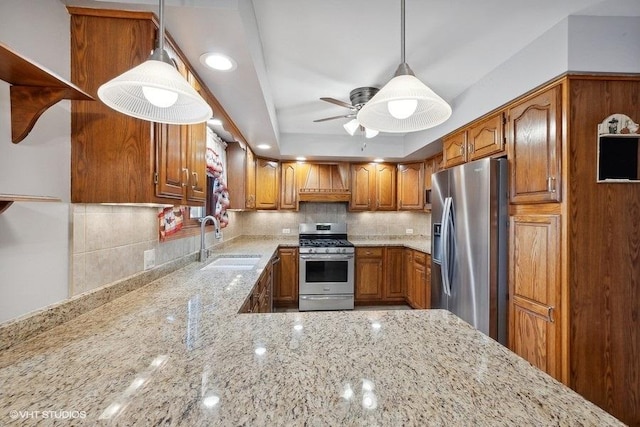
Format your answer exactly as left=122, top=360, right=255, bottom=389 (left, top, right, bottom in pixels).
left=0, top=239, right=621, bottom=426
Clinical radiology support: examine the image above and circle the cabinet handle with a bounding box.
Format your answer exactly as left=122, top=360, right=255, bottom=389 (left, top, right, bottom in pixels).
left=469, top=143, right=474, bottom=154
left=547, top=306, right=555, bottom=323
left=547, top=176, right=556, bottom=193
left=459, top=145, right=464, bottom=155
left=368, top=198, right=370, bottom=207
left=182, top=168, right=189, bottom=187
left=191, top=171, right=199, bottom=189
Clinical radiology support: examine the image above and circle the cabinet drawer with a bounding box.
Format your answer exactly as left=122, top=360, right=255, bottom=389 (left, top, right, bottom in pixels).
left=356, top=247, right=383, bottom=257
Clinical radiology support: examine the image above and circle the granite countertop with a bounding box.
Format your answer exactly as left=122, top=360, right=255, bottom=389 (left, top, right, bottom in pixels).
left=0, top=239, right=621, bottom=426
left=349, top=237, right=430, bottom=254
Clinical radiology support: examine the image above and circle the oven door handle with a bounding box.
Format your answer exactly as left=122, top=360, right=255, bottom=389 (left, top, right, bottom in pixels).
left=300, top=254, right=354, bottom=260
left=299, top=295, right=354, bottom=301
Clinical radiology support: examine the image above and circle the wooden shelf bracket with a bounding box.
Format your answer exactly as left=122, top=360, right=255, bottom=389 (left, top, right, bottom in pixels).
left=0, top=42, right=94, bottom=143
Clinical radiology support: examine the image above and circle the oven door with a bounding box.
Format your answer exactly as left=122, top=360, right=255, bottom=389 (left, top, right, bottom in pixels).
left=299, top=253, right=354, bottom=295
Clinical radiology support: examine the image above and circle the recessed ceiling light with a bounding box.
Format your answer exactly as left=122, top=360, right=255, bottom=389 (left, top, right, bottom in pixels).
left=200, top=53, right=237, bottom=71
left=257, top=144, right=271, bottom=150
left=296, top=156, right=306, bottom=161
left=207, top=118, right=222, bottom=126
left=373, top=158, right=384, bottom=163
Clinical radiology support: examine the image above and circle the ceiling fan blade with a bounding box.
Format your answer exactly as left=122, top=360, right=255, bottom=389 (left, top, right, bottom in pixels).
left=320, top=97, right=355, bottom=110
left=313, top=114, right=356, bottom=123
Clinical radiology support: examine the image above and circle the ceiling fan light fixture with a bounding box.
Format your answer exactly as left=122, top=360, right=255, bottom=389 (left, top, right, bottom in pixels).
left=97, top=0, right=212, bottom=125
left=343, top=119, right=360, bottom=136
left=357, top=0, right=451, bottom=133
left=364, top=127, right=379, bottom=139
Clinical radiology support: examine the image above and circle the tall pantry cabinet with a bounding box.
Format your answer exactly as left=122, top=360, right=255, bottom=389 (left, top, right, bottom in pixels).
left=507, top=75, right=640, bottom=426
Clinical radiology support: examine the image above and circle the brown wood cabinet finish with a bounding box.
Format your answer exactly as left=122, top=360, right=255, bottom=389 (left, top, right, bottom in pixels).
left=350, top=163, right=396, bottom=211
left=273, top=247, right=298, bottom=307
left=226, top=142, right=256, bottom=210
left=280, top=162, right=298, bottom=210
left=355, top=247, right=384, bottom=302
left=508, top=85, right=562, bottom=204
left=467, top=112, right=505, bottom=161
left=424, top=153, right=442, bottom=211
left=255, top=159, right=279, bottom=209
left=69, top=8, right=210, bottom=205
left=384, top=247, right=405, bottom=301
left=397, top=162, right=424, bottom=210
left=509, top=214, right=561, bottom=380
left=404, top=249, right=430, bottom=309
left=566, top=77, right=640, bottom=426
left=443, top=130, right=467, bottom=168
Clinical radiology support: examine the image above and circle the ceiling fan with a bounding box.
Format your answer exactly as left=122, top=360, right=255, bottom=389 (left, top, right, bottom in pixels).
left=314, top=87, right=380, bottom=138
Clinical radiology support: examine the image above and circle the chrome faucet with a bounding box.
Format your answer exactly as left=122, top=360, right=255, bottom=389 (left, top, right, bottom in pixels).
left=199, top=215, right=220, bottom=262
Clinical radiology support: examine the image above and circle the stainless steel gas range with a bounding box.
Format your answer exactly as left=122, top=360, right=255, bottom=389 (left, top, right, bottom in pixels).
left=298, top=223, right=355, bottom=311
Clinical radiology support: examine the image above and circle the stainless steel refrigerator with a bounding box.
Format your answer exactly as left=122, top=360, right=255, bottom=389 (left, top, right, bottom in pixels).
left=431, top=157, right=508, bottom=345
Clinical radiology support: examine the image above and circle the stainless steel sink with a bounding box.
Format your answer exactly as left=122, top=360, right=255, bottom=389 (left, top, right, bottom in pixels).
left=200, top=256, right=261, bottom=271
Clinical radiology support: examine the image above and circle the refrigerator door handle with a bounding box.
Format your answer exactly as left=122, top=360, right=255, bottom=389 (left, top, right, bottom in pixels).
left=441, top=196, right=454, bottom=297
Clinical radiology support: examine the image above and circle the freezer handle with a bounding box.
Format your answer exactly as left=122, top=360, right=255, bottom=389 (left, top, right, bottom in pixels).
left=441, top=196, right=454, bottom=297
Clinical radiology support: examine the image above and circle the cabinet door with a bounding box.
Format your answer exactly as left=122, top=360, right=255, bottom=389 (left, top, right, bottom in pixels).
left=376, top=163, right=397, bottom=210
left=384, top=247, right=405, bottom=301
left=226, top=142, right=247, bottom=210
left=350, top=164, right=375, bottom=210
left=274, top=247, right=299, bottom=307
left=255, top=159, right=279, bottom=209
left=245, top=147, right=256, bottom=209
left=355, top=247, right=384, bottom=301
left=156, top=123, right=187, bottom=201
left=280, top=162, right=298, bottom=210
left=403, top=249, right=415, bottom=307
left=468, top=112, right=505, bottom=161
left=443, top=130, right=467, bottom=168
left=508, top=86, right=562, bottom=204
left=509, top=214, right=562, bottom=380
left=397, top=163, right=424, bottom=210
left=411, top=260, right=427, bottom=309
left=186, top=122, right=207, bottom=204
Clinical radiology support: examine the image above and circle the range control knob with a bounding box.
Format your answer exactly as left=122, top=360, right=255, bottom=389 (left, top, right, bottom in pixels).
left=325, top=248, right=330, bottom=254
left=309, top=248, right=315, bottom=254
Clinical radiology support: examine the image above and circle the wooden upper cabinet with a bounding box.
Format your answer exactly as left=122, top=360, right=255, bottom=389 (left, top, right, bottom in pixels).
left=397, top=162, right=424, bottom=210
left=376, top=163, right=397, bottom=210
left=509, top=214, right=562, bottom=380
left=69, top=8, right=209, bottom=205
left=350, top=164, right=375, bottom=210
left=443, top=130, right=467, bottom=168
left=467, top=112, right=505, bottom=161
left=350, top=163, right=396, bottom=211
left=508, top=85, right=562, bottom=204
left=280, top=161, right=298, bottom=210
left=226, top=142, right=256, bottom=210
left=255, top=159, right=279, bottom=209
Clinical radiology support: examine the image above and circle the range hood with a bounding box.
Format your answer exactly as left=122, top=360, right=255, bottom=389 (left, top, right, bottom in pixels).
left=298, top=163, right=350, bottom=202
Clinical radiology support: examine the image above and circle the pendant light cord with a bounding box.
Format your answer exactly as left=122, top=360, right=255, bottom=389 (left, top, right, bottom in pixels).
left=158, top=0, right=165, bottom=53
left=400, top=0, right=405, bottom=64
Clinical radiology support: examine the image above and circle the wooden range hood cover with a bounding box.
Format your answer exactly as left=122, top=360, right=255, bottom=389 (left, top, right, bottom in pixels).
left=298, top=163, right=351, bottom=202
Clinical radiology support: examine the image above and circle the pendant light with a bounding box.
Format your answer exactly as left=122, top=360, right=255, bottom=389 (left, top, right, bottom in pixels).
left=357, top=0, right=451, bottom=133
left=97, top=0, right=212, bottom=125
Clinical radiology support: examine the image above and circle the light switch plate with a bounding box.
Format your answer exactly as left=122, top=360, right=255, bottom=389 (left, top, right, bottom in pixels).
left=405, top=228, right=414, bottom=235
left=144, top=249, right=155, bottom=270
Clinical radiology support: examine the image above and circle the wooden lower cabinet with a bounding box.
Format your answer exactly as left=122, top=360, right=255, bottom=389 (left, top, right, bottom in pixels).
left=508, top=214, right=561, bottom=379
left=240, top=256, right=275, bottom=314
left=405, top=249, right=431, bottom=309
left=384, top=247, right=405, bottom=301
left=355, top=247, right=384, bottom=302
left=273, top=247, right=298, bottom=308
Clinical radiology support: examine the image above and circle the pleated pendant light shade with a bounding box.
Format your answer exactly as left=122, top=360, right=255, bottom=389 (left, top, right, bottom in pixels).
left=97, top=0, right=212, bottom=125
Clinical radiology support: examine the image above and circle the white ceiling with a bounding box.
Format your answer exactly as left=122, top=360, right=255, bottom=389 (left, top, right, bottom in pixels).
left=63, top=0, right=640, bottom=161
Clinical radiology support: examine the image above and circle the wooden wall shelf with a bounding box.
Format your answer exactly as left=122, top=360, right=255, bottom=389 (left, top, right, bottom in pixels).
left=0, top=194, right=61, bottom=214
left=0, top=42, right=94, bottom=144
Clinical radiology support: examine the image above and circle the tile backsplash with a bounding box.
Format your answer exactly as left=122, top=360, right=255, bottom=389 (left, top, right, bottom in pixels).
left=70, top=202, right=428, bottom=296
left=239, top=203, right=431, bottom=238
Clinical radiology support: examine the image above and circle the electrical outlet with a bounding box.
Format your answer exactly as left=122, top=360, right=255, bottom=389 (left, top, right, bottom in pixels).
left=405, top=228, right=414, bottom=235
left=144, top=249, right=155, bottom=270
left=282, top=228, right=291, bottom=234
